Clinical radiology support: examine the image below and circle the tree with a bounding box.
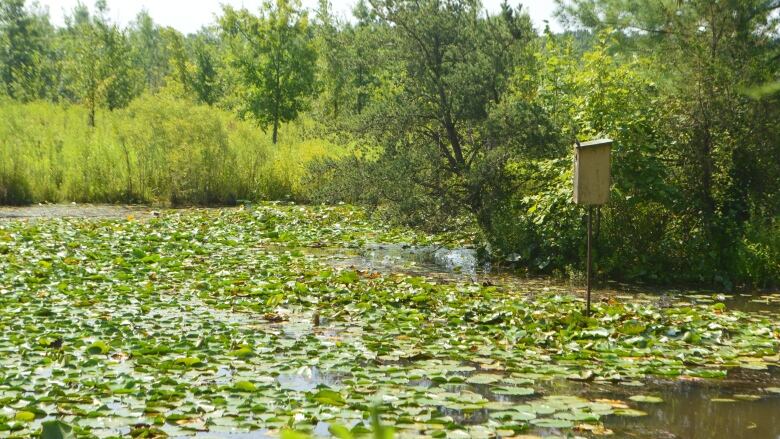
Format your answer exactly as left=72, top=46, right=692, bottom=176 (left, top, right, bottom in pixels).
left=160, top=27, right=191, bottom=98
left=63, top=1, right=140, bottom=126
left=189, top=30, right=223, bottom=105
left=128, top=10, right=168, bottom=92
left=349, top=0, right=381, bottom=114
left=315, top=0, right=349, bottom=117
left=220, top=0, right=317, bottom=143
left=558, top=0, right=780, bottom=284
left=347, top=0, right=548, bottom=229
left=0, top=0, right=58, bottom=100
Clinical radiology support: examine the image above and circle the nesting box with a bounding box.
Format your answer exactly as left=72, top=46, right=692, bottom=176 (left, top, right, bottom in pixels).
left=573, top=139, right=612, bottom=205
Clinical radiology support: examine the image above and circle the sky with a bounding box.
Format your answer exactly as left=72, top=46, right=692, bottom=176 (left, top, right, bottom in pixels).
left=37, top=0, right=561, bottom=34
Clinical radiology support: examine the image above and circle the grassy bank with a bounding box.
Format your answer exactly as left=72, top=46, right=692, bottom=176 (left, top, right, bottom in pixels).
left=0, top=96, right=343, bottom=205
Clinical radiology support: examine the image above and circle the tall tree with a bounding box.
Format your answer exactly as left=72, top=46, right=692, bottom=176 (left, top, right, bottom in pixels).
left=315, top=0, right=349, bottom=117
left=161, top=27, right=191, bottom=97
left=220, top=0, right=317, bottom=143
left=558, top=0, right=780, bottom=273
left=0, top=0, right=58, bottom=100
left=353, top=0, right=543, bottom=228
left=128, top=10, right=168, bottom=92
left=189, top=30, right=223, bottom=105
left=347, top=0, right=384, bottom=115
left=63, top=1, right=140, bottom=126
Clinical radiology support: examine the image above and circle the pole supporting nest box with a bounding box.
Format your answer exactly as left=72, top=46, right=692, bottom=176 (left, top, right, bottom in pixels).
left=573, top=138, right=612, bottom=317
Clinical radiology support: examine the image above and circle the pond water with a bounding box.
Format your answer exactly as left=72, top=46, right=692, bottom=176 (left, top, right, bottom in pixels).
left=277, top=243, right=780, bottom=438
left=282, top=242, right=780, bottom=314
left=0, top=203, right=154, bottom=219
left=2, top=205, right=778, bottom=438
left=191, top=361, right=780, bottom=438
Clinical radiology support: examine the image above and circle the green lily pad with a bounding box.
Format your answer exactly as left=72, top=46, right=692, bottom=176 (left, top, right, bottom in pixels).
left=466, top=374, right=502, bottom=384
left=628, top=395, right=663, bottom=403
left=311, top=389, right=346, bottom=406
left=15, top=411, right=36, bottom=422
left=234, top=381, right=257, bottom=392
left=530, top=418, right=574, bottom=428
left=492, top=387, right=535, bottom=396
left=175, top=357, right=204, bottom=367
left=41, top=420, right=76, bottom=439
left=86, top=341, right=110, bottom=355
left=230, top=347, right=254, bottom=358
left=614, top=409, right=648, bottom=417
left=619, top=320, right=647, bottom=335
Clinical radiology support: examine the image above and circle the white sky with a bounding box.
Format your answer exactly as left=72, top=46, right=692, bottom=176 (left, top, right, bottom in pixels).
left=36, top=0, right=561, bottom=34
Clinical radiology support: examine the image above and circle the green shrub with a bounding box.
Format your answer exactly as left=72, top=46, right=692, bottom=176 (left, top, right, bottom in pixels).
left=0, top=172, right=32, bottom=205
left=736, top=219, right=780, bottom=288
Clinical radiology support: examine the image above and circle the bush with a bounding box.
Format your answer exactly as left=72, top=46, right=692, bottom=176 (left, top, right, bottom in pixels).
left=736, top=219, right=780, bottom=288
left=0, top=172, right=32, bottom=205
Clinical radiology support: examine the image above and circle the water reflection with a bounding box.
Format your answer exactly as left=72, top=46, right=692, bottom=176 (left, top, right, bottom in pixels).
left=244, top=242, right=780, bottom=438
left=539, top=370, right=780, bottom=439
left=284, top=242, right=780, bottom=314
left=604, top=384, right=780, bottom=439
left=276, top=366, right=343, bottom=392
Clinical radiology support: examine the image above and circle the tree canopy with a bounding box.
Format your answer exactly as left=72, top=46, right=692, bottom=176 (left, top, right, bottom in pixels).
left=0, top=0, right=777, bottom=287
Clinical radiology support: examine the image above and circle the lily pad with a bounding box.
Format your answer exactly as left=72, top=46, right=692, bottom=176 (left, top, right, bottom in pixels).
left=613, top=409, right=648, bottom=417
left=311, top=389, right=346, bottom=406
left=86, top=341, right=110, bottom=355
left=41, top=420, right=76, bottom=439
left=14, top=411, right=36, bottom=422
left=530, top=418, right=574, bottom=428
left=234, top=381, right=257, bottom=392
left=492, top=387, right=535, bottom=396
left=466, top=374, right=503, bottom=384
left=628, top=395, right=663, bottom=404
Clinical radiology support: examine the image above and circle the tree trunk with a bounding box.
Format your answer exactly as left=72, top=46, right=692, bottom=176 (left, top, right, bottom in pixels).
left=88, top=104, right=96, bottom=128
left=272, top=117, right=279, bottom=144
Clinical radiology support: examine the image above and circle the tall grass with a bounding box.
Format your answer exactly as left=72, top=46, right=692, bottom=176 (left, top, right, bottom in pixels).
left=0, top=96, right=343, bottom=205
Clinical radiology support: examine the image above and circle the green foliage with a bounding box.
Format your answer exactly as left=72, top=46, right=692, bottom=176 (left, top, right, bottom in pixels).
left=127, top=10, right=169, bottom=93
left=547, top=1, right=780, bottom=286
left=0, top=97, right=342, bottom=205
left=309, top=1, right=778, bottom=287
left=61, top=2, right=141, bottom=126
left=40, top=420, right=75, bottom=439
left=188, top=30, right=224, bottom=105
left=0, top=0, right=58, bottom=100
left=315, top=0, right=551, bottom=231
left=0, top=0, right=777, bottom=287
left=220, top=0, right=318, bottom=143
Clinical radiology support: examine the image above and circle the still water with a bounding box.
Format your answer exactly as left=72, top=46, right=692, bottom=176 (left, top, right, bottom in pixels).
left=282, top=243, right=780, bottom=438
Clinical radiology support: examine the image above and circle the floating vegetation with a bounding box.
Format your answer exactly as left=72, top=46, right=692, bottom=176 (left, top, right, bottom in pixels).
left=0, top=205, right=778, bottom=437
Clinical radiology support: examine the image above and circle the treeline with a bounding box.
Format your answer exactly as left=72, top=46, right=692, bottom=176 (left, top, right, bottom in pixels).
left=1, top=0, right=778, bottom=287
left=0, top=0, right=343, bottom=204
left=0, top=0, right=369, bottom=134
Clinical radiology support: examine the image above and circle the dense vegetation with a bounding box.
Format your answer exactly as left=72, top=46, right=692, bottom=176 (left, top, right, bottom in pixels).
left=1, top=205, right=778, bottom=437
left=0, top=0, right=778, bottom=287
left=0, top=97, right=342, bottom=204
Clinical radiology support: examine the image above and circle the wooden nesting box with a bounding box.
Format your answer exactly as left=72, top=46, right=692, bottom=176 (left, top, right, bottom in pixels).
left=573, top=139, right=612, bottom=205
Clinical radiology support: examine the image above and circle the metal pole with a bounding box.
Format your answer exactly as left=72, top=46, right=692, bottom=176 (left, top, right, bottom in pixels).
left=586, top=205, right=593, bottom=317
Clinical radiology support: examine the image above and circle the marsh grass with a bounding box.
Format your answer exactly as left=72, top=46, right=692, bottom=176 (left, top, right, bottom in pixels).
left=0, top=95, right=343, bottom=205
